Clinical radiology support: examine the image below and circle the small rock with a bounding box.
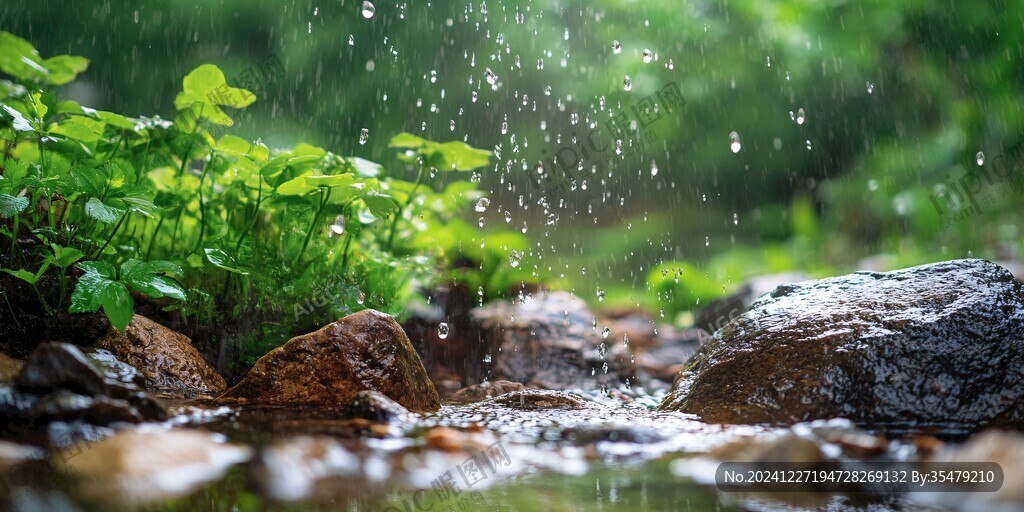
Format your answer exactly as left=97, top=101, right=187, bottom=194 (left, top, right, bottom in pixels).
left=636, top=326, right=702, bottom=383
left=916, top=430, right=1024, bottom=507
left=0, top=353, right=22, bottom=383
left=560, top=424, right=666, bottom=445
left=250, top=436, right=360, bottom=502
left=447, top=381, right=527, bottom=403
left=52, top=428, right=252, bottom=507
left=14, top=343, right=166, bottom=423
left=339, top=390, right=412, bottom=423
left=224, top=310, right=440, bottom=413
left=486, top=390, right=589, bottom=410
left=471, top=292, right=639, bottom=391
left=707, top=434, right=825, bottom=464
left=661, top=260, right=1024, bottom=431
left=93, top=314, right=226, bottom=396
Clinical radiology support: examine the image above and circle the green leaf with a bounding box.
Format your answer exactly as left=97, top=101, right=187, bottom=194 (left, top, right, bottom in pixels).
left=0, top=193, right=29, bottom=218
left=275, top=174, right=316, bottom=196
left=433, top=141, right=492, bottom=171
left=204, top=248, right=249, bottom=275
left=389, top=132, right=430, bottom=149
left=50, top=244, right=84, bottom=269
left=98, top=281, right=133, bottom=331
left=51, top=115, right=104, bottom=143
left=174, top=64, right=256, bottom=126
left=120, top=259, right=187, bottom=301
left=363, top=190, right=400, bottom=218
left=0, top=31, right=46, bottom=82
left=1, top=105, right=34, bottom=132
left=40, top=55, right=89, bottom=86
left=85, top=197, right=123, bottom=224
left=0, top=268, right=38, bottom=285
left=304, top=173, right=355, bottom=188
left=96, top=110, right=136, bottom=130
left=76, top=260, right=117, bottom=278
left=348, top=157, right=382, bottom=178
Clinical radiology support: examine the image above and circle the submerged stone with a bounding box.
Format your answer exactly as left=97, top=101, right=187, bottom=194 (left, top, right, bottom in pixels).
left=93, top=314, right=226, bottom=396
left=487, top=389, right=589, bottom=410
left=224, top=309, right=440, bottom=413
left=447, top=380, right=526, bottom=403
left=659, top=259, right=1024, bottom=432
left=339, top=390, right=412, bottom=423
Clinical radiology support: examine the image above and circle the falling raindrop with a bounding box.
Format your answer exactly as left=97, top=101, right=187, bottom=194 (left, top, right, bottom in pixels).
left=475, top=197, right=491, bottom=212
left=796, top=107, right=805, bottom=125
left=348, top=35, right=355, bottom=46
left=612, top=40, right=622, bottom=54
left=483, top=354, right=492, bottom=363
left=733, top=212, right=738, bottom=225
left=866, top=81, right=875, bottom=94
left=438, top=322, right=450, bottom=339
left=729, top=131, right=742, bottom=153
left=504, top=211, right=512, bottom=223
left=485, top=67, right=498, bottom=86
left=430, top=70, right=437, bottom=83
left=360, top=1, right=375, bottom=19
left=509, top=249, right=521, bottom=268
left=359, top=128, right=369, bottom=145
left=805, top=139, right=813, bottom=150
left=623, top=75, right=632, bottom=91
left=650, top=160, right=658, bottom=177
left=976, top=151, right=985, bottom=166
left=602, top=327, right=611, bottom=338
left=642, top=49, right=653, bottom=63
left=329, top=215, right=345, bottom=236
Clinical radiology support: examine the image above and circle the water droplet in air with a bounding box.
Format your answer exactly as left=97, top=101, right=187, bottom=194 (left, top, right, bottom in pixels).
left=866, top=81, right=875, bottom=94
left=359, top=128, right=369, bottom=145
left=357, top=292, right=365, bottom=305
left=475, top=197, right=491, bottom=212
left=348, top=35, right=355, bottom=46
left=509, top=249, right=521, bottom=268
left=483, top=354, right=492, bottom=363
left=485, top=68, right=498, bottom=86
left=976, top=151, right=985, bottom=166
left=805, top=139, right=812, bottom=150
left=612, top=40, right=622, bottom=54
left=504, top=211, right=512, bottom=223
left=796, top=107, right=805, bottom=125
left=642, top=49, right=653, bottom=63
left=360, top=1, right=375, bottom=19
left=733, top=212, right=738, bottom=225
left=729, top=131, right=741, bottom=153
left=623, top=75, right=632, bottom=91
left=650, top=160, right=658, bottom=177
left=438, top=322, right=450, bottom=339
left=430, top=70, right=437, bottom=83
left=602, top=327, right=611, bottom=338
left=329, top=215, right=345, bottom=236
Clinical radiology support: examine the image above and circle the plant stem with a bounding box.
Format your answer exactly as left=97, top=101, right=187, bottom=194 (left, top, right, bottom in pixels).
left=93, top=209, right=129, bottom=259
left=386, top=163, right=425, bottom=251
left=292, top=187, right=331, bottom=268
left=234, top=173, right=263, bottom=254
left=193, top=157, right=214, bottom=253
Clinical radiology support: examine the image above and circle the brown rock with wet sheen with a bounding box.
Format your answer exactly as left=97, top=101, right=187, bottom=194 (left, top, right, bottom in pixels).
left=94, top=315, right=225, bottom=395
left=224, top=309, right=440, bottom=413
left=659, top=259, right=1024, bottom=431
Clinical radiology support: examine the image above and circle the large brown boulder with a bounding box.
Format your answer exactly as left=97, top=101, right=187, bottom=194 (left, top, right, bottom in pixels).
left=224, top=310, right=440, bottom=413
left=93, top=315, right=225, bottom=396
left=660, top=259, right=1024, bottom=431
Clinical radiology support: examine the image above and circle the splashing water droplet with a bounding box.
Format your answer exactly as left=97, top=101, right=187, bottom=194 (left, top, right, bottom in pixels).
left=360, top=1, right=375, bottom=19
left=729, top=131, right=742, bottom=153
left=623, top=75, right=632, bottom=91
left=359, top=128, right=369, bottom=145
left=485, top=67, right=498, bottom=86
left=509, top=249, right=521, bottom=268
left=475, top=197, right=490, bottom=212
left=642, top=49, right=653, bottom=63
left=976, top=151, right=985, bottom=166
left=438, top=322, right=450, bottom=339
left=612, top=40, right=622, bottom=54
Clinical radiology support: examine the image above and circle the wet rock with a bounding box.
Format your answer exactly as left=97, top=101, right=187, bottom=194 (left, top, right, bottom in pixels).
left=51, top=428, right=252, bottom=507
left=251, top=436, right=361, bottom=501
left=913, top=430, right=1024, bottom=508
left=801, top=419, right=888, bottom=459
left=471, top=292, right=639, bottom=391
left=560, top=423, right=666, bottom=445
left=224, top=309, right=440, bottom=413
left=597, top=307, right=658, bottom=350
left=486, top=390, right=589, bottom=410
left=447, top=380, right=527, bottom=403
left=30, top=389, right=145, bottom=425
left=707, top=434, right=825, bottom=463
left=660, top=259, right=1024, bottom=431
left=692, top=271, right=809, bottom=336
left=0, top=353, right=22, bottom=383
left=636, top=326, right=703, bottom=384
left=93, top=314, right=225, bottom=396
left=339, top=390, right=412, bottom=423
left=15, top=342, right=166, bottom=422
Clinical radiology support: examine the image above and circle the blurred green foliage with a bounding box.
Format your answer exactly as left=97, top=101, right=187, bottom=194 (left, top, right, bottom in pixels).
left=2, top=0, right=1022, bottom=325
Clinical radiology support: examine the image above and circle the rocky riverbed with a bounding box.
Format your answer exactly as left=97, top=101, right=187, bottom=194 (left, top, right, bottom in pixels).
left=1, top=259, right=1023, bottom=511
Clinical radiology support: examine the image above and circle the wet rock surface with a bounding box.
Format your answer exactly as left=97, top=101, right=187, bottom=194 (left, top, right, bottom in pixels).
left=471, top=292, right=639, bottom=391
left=0, top=353, right=22, bottom=383
left=93, top=314, right=226, bottom=396
left=339, top=390, right=412, bottom=423
left=446, top=380, right=527, bottom=403
left=485, top=389, right=589, bottom=410
left=692, top=271, right=809, bottom=335
left=224, top=309, right=440, bottom=413
left=51, top=428, right=252, bottom=507
left=1, top=343, right=166, bottom=442
left=660, top=259, right=1024, bottom=431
